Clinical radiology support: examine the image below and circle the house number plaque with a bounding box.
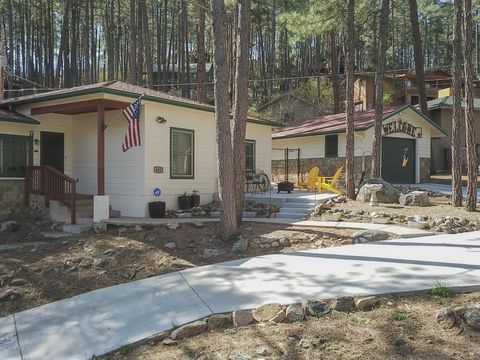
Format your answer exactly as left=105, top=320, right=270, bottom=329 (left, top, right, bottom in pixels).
left=153, top=166, right=164, bottom=174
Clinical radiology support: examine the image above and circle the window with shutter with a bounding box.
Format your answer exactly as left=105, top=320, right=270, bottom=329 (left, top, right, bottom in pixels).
left=325, top=134, right=338, bottom=158
left=170, top=128, right=194, bottom=179
left=0, top=134, right=33, bottom=178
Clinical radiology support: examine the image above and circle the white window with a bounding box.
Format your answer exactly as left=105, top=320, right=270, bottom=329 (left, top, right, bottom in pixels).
left=170, top=128, right=194, bottom=179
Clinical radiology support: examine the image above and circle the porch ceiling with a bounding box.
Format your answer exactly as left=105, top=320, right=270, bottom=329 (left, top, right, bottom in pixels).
left=30, top=99, right=130, bottom=115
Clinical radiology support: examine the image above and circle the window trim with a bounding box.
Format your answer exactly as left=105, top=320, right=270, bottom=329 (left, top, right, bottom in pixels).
left=0, top=133, right=33, bottom=178
left=245, top=139, right=256, bottom=172
left=324, top=134, right=339, bottom=158
left=170, top=127, right=195, bottom=179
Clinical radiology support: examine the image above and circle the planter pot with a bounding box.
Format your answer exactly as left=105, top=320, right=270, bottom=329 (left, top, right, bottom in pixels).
left=148, top=201, right=166, bottom=218
left=178, top=194, right=192, bottom=210
left=277, top=181, right=294, bottom=193
left=191, top=194, right=200, bottom=208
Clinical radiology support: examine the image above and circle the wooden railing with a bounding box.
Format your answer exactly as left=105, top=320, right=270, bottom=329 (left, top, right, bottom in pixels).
left=25, top=166, right=77, bottom=224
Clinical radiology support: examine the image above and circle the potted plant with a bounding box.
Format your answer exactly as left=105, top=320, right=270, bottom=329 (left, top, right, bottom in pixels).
left=191, top=190, right=200, bottom=207
left=149, top=190, right=166, bottom=218
left=178, top=192, right=192, bottom=210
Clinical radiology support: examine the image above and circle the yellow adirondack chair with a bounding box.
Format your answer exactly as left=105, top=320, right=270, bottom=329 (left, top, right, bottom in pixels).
left=298, top=166, right=320, bottom=191
left=318, top=166, right=344, bottom=194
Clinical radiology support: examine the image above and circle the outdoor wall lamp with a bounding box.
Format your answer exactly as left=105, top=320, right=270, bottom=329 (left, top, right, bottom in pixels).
left=156, top=116, right=167, bottom=124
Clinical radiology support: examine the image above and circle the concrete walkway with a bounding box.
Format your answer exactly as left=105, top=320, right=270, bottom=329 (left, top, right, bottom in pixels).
left=107, top=217, right=433, bottom=238
left=3, top=231, right=480, bottom=360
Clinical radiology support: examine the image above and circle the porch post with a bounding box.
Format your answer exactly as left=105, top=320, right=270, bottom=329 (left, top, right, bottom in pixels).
left=97, top=101, right=105, bottom=195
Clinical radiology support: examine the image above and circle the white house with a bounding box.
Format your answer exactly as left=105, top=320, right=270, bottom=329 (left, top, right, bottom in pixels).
left=272, top=104, right=446, bottom=185
left=0, top=81, right=276, bottom=222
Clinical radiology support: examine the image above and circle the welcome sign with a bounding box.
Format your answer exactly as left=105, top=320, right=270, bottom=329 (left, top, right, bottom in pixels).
left=383, top=119, right=422, bottom=138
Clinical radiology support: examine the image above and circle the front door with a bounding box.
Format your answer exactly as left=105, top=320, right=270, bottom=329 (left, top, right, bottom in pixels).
left=381, top=137, right=416, bottom=184
left=40, top=132, right=64, bottom=172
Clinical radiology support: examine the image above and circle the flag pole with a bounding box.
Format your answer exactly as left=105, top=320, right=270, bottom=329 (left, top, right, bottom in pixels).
left=103, top=93, right=146, bottom=129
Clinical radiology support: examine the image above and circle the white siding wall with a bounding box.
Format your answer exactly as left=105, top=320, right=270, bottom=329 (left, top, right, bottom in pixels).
left=246, top=123, right=272, bottom=176
left=70, top=110, right=145, bottom=216
left=143, top=100, right=217, bottom=214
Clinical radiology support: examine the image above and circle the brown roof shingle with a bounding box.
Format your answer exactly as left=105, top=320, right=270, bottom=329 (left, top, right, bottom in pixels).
left=272, top=105, right=407, bottom=138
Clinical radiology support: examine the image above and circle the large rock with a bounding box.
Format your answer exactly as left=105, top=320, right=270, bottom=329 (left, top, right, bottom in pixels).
left=233, top=309, right=254, bottom=326
left=399, top=191, right=430, bottom=207
left=208, top=314, right=232, bottom=330
left=355, top=296, right=378, bottom=311
left=352, top=230, right=390, bottom=244
left=436, top=307, right=456, bottom=329
left=253, top=303, right=285, bottom=323
left=464, top=304, right=480, bottom=330
left=0, top=220, right=19, bottom=232
left=331, top=296, right=356, bottom=312
left=357, top=178, right=400, bottom=204
left=302, top=299, right=330, bottom=317
left=170, top=320, right=208, bottom=339
left=286, top=303, right=305, bottom=322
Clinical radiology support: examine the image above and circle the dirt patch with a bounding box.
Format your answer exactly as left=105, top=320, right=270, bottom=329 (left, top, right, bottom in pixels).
left=101, top=292, right=480, bottom=360
left=0, top=221, right=363, bottom=317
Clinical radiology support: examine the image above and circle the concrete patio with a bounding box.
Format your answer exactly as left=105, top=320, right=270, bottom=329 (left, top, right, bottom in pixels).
left=2, top=231, right=480, bottom=360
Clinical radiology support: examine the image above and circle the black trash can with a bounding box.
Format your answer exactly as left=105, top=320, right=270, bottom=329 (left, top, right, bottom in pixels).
left=149, top=201, right=166, bottom=218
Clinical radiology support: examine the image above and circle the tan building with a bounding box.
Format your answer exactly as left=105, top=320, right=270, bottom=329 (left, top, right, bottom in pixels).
left=428, top=96, right=480, bottom=172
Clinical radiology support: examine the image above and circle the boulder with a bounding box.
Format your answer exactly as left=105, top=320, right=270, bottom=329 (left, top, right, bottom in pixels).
left=233, top=309, right=254, bottom=327
left=355, top=296, right=378, bottom=311
left=464, top=304, right=480, bottom=330
left=208, top=314, right=232, bottom=330
left=352, top=230, right=390, bottom=244
left=357, top=178, right=400, bottom=204
left=164, top=242, right=177, bottom=249
left=331, top=296, right=356, bottom=312
left=436, top=307, right=456, bottom=329
left=302, top=299, right=330, bottom=317
left=170, top=320, right=208, bottom=339
left=0, top=221, right=19, bottom=232
left=0, top=289, right=20, bottom=302
left=232, top=236, right=248, bottom=253
left=399, top=191, right=430, bottom=207
left=10, top=278, right=28, bottom=286
left=253, top=303, right=285, bottom=323
left=286, top=303, right=305, bottom=322
left=147, top=331, right=170, bottom=346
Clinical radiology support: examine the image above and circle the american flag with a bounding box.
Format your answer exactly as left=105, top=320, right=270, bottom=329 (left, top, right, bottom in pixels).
left=122, top=96, right=142, bottom=152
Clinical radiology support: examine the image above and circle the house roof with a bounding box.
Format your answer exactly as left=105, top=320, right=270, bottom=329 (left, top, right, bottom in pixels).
left=0, top=108, right=40, bottom=125
left=0, top=81, right=278, bottom=127
left=257, top=94, right=314, bottom=111
left=427, top=96, right=480, bottom=110
left=272, top=104, right=446, bottom=139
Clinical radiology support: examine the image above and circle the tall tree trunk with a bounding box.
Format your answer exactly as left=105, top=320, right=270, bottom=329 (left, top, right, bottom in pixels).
left=330, top=30, right=340, bottom=114
left=408, top=0, right=428, bottom=115
left=129, top=0, right=137, bottom=84
left=233, top=0, right=251, bottom=227
left=211, top=0, right=238, bottom=240
left=451, top=0, right=463, bottom=207
left=141, top=0, right=154, bottom=89
left=371, top=0, right=390, bottom=178
left=345, top=0, right=355, bottom=199
left=196, top=0, right=207, bottom=102
left=463, top=0, right=478, bottom=211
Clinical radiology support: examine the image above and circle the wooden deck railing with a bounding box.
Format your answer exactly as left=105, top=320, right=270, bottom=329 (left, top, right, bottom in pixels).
left=25, top=166, right=77, bottom=224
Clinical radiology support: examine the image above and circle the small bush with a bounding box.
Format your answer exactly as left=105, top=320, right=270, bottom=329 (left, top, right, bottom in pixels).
left=390, top=308, right=410, bottom=321
left=428, top=281, right=454, bottom=298
left=351, top=315, right=372, bottom=325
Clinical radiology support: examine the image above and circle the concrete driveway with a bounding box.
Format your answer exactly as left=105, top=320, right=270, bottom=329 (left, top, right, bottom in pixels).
left=2, top=231, right=480, bottom=360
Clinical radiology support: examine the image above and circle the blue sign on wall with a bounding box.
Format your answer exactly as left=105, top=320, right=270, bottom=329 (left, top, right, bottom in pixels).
left=153, top=187, right=161, bottom=197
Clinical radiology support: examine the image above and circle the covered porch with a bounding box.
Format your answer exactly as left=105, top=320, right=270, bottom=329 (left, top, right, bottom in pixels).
left=25, top=97, right=134, bottom=224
